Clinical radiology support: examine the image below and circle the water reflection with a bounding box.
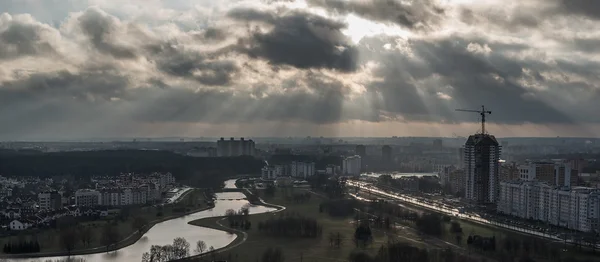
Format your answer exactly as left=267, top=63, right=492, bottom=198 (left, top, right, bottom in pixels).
left=12, top=192, right=275, bottom=262
left=224, top=179, right=237, bottom=189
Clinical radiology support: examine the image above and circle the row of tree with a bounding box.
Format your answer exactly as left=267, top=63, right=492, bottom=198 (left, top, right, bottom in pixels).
left=257, top=213, right=322, bottom=238
left=225, top=206, right=251, bottom=230
left=59, top=223, right=121, bottom=254
left=3, top=240, right=41, bottom=254
left=141, top=237, right=190, bottom=262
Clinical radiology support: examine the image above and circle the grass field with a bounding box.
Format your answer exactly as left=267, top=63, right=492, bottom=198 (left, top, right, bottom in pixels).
left=188, top=187, right=600, bottom=262
left=187, top=188, right=483, bottom=262
left=0, top=188, right=206, bottom=254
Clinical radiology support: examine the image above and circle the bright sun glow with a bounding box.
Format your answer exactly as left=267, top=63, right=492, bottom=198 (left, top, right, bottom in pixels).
left=343, top=14, right=413, bottom=43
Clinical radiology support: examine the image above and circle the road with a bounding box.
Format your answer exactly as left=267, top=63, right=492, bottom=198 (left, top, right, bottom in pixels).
left=346, top=180, right=568, bottom=243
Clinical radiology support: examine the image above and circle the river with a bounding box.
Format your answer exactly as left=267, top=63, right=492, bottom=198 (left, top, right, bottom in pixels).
left=11, top=191, right=275, bottom=262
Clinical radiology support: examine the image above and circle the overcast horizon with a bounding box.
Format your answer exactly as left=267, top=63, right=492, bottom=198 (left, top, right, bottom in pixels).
left=2, top=0, right=600, bottom=140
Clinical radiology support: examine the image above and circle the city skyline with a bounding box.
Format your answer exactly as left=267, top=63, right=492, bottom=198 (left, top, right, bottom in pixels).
left=2, top=0, right=600, bottom=140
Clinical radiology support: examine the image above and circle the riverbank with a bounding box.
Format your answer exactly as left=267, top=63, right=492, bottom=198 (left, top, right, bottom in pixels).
left=183, top=188, right=397, bottom=262
left=1, top=188, right=210, bottom=259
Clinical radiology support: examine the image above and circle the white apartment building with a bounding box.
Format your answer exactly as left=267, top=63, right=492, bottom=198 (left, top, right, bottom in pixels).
left=343, top=155, right=362, bottom=176
left=159, top=173, right=175, bottom=189
left=498, top=181, right=600, bottom=232
left=75, top=189, right=101, bottom=207
left=290, top=162, right=315, bottom=179
left=262, top=165, right=284, bottom=180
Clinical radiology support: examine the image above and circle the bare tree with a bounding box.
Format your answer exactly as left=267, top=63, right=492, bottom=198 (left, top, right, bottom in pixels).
left=59, top=228, right=77, bottom=255
left=141, top=245, right=166, bottom=262
left=195, top=240, right=207, bottom=254
left=172, top=237, right=190, bottom=259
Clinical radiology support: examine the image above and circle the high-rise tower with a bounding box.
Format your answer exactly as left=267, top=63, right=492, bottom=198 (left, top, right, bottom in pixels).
left=464, top=134, right=501, bottom=204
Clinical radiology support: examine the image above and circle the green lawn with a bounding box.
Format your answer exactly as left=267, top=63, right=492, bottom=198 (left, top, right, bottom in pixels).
left=187, top=188, right=453, bottom=262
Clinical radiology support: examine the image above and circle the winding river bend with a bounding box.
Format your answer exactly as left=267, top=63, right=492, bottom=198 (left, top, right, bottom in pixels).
left=12, top=180, right=274, bottom=262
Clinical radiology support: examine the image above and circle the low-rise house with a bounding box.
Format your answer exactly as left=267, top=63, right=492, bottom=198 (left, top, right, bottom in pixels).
left=2, top=208, right=21, bottom=219
left=9, top=219, right=31, bottom=230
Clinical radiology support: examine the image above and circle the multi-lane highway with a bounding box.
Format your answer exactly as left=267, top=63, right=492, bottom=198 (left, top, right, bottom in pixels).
left=346, top=180, right=567, bottom=242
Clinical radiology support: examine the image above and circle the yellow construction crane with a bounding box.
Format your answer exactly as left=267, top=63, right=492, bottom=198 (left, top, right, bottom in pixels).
left=456, top=105, right=492, bottom=134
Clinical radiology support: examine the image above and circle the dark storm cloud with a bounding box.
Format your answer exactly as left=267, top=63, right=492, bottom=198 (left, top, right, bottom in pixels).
left=557, top=0, right=600, bottom=19
left=0, top=19, right=57, bottom=60
left=459, top=8, right=542, bottom=31
left=0, top=69, right=130, bottom=103
left=229, top=8, right=358, bottom=72
left=307, top=0, right=444, bottom=30
left=148, top=43, right=239, bottom=86
left=77, top=8, right=137, bottom=59
left=357, top=35, right=579, bottom=124
left=227, top=8, right=276, bottom=23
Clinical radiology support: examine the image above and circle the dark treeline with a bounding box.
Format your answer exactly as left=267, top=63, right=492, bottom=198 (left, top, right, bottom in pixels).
left=3, top=240, right=41, bottom=254
left=0, top=150, right=263, bottom=188
left=415, top=213, right=443, bottom=236
left=225, top=206, right=251, bottom=230
left=306, top=174, right=345, bottom=198
left=319, top=199, right=361, bottom=217
left=257, top=212, right=322, bottom=238
left=285, top=192, right=312, bottom=203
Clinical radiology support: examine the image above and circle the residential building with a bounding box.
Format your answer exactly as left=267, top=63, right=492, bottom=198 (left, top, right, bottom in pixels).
left=75, top=189, right=101, bottom=207
left=499, top=161, right=519, bottom=182
left=159, top=173, right=175, bottom=189
left=262, top=165, right=280, bottom=180
left=9, top=220, right=31, bottom=231
left=343, top=155, right=362, bottom=176
left=449, top=169, right=465, bottom=195
left=38, top=191, right=62, bottom=210
left=498, top=181, right=600, bottom=232
left=517, top=162, right=574, bottom=188
left=217, top=137, right=256, bottom=157
left=464, top=134, right=501, bottom=204
left=290, top=162, right=315, bottom=179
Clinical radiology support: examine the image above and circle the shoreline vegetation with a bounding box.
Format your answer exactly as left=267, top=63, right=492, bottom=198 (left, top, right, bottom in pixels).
left=0, top=188, right=212, bottom=259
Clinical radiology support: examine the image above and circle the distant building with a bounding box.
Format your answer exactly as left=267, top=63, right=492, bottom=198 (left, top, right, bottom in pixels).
left=75, top=189, right=101, bottom=207
left=382, top=145, right=392, bottom=163
left=464, top=134, right=501, bottom=204
left=499, top=162, right=519, bottom=182
left=449, top=169, right=465, bottom=195
left=343, top=155, right=362, bottom=176
left=38, top=191, right=62, bottom=210
left=290, top=162, right=315, bottom=179
left=325, top=164, right=340, bottom=176
left=355, top=145, right=366, bottom=158
left=262, top=165, right=284, bottom=180
left=217, top=137, right=256, bottom=157
left=517, top=162, right=574, bottom=188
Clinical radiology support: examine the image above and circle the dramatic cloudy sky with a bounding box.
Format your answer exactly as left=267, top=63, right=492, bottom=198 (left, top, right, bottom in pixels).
left=2, top=0, right=600, bottom=140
